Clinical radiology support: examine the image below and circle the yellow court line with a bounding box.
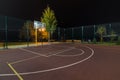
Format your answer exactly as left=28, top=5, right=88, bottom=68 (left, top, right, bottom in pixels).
left=7, top=63, right=24, bottom=80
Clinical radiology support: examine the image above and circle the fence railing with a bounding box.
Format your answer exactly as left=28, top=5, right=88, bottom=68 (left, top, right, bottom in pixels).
left=0, top=15, right=120, bottom=49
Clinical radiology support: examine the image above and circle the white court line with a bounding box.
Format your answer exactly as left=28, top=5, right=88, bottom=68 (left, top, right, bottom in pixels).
left=9, top=48, right=49, bottom=64
left=10, top=47, right=74, bottom=65
left=0, top=46, right=94, bottom=76
left=43, top=44, right=74, bottom=55
left=47, top=47, right=75, bottom=57
left=54, top=49, right=85, bottom=57
left=51, top=44, right=74, bottom=49
left=10, top=56, right=40, bottom=65
left=19, top=48, right=48, bottom=57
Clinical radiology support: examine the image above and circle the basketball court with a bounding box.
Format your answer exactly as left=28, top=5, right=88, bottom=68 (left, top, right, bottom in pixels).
left=0, top=43, right=120, bottom=80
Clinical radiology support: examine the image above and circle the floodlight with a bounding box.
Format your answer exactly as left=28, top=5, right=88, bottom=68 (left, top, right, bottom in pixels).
left=34, top=20, right=46, bottom=46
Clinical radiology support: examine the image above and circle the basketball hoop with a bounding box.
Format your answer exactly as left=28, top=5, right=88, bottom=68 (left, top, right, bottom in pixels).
left=34, top=20, right=46, bottom=46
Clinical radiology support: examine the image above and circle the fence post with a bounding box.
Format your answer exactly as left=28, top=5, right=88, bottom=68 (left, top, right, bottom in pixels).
left=58, top=27, right=60, bottom=41
left=64, top=28, right=66, bottom=41
left=72, top=28, right=74, bottom=42
left=109, top=24, right=112, bottom=33
left=94, top=25, right=96, bottom=39
left=5, top=16, right=8, bottom=49
left=82, top=26, right=84, bottom=42
left=26, top=21, right=29, bottom=47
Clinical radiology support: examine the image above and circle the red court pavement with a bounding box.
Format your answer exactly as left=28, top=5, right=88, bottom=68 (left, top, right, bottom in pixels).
left=0, top=43, right=120, bottom=80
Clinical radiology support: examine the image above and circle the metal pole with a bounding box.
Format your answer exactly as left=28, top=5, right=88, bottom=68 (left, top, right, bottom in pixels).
left=41, top=37, right=43, bottom=47
left=41, top=28, right=43, bottom=47
left=58, top=27, right=60, bottom=41
left=5, top=16, right=8, bottom=49
left=94, top=25, right=96, bottom=39
left=64, top=28, right=65, bottom=41
left=72, top=28, right=74, bottom=42
left=109, top=24, right=111, bottom=34
left=35, top=28, right=38, bottom=46
left=82, top=26, right=84, bottom=42
left=26, top=22, right=29, bottom=47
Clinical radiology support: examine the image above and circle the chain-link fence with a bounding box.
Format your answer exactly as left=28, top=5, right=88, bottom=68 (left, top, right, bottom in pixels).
left=0, top=15, right=28, bottom=49
left=0, top=15, right=120, bottom=49
left=57, top=23, right=120, bottom=43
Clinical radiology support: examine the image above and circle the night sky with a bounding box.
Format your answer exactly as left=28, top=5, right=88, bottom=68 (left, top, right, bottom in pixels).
left=0, top=0, right=120, bottom=27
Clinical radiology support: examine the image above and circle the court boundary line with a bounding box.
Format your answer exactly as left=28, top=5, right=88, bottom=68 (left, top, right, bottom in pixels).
left=10, top=56, right=40, bottom=65
left=19, top=48, right=48, bottom=57
left=47, top=47, right=75, bottom=57
left=54, top=48, right=85, bottom=57
left=19, top=46, right=94, bottom=76
left=10, top=47, right=74, bottom=65
left=7, top=63, right=24, bottom=80
left=0, top=45, right=94, bottom=77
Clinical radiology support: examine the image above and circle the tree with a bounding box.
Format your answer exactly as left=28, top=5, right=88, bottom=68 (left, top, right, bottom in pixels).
left=19, top=21, right=35, bottom=41
left=110, top=30, right=116, bottom=42
left=41, top=6, right=57, bottom=41
left=97, top=26, right=106, bottom=42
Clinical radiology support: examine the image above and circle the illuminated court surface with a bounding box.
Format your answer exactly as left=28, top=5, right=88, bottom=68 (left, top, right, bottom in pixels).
left=0, top=43, right=120, bottom=80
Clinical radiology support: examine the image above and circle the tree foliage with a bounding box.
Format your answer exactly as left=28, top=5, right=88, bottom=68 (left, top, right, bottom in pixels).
left=97, top=26, right=106, bottom=42
left=41, top=6, right=57, bottom=40
left=19, top=21, right=35, bottom=41
left=110, top=30, right=116, bottom=42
